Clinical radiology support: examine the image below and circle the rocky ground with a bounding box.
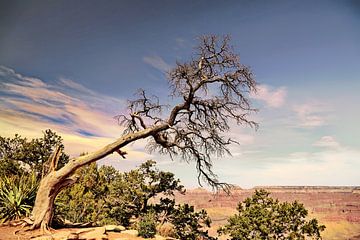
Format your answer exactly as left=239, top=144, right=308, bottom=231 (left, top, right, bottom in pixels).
left=0, top=225, right=175, bottom=240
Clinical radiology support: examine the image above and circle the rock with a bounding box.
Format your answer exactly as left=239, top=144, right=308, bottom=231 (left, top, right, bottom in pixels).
left=51, top=233, right=73, bottom=240
left=31, top=236, right=54, bottom=240
left=104, top=224, right=125, bottom=232
left=47, top=229, right=73, bottom=240
left=78, top=227, right=107, bottom=240
left=121, top=229, right=138, bottom=236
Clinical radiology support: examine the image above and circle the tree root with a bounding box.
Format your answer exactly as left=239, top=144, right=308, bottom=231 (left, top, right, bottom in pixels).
left=12, top=218, right=34, bottom=236
left=12, top=218, right=53, bottom=237
left=39, top=222, right=52, bottom=235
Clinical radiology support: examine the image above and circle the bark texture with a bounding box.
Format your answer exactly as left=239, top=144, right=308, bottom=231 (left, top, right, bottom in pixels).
left=31, top=174, right=77, bottom=231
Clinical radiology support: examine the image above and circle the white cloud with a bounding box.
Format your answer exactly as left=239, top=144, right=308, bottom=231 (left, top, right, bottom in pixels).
left=250, top=84, right=287, bottom=108
left=214, top=144, right=360, bottom=188
left=143, top=55, right=172, bottom=72
left=1, top=66, right=357, bottom=188
left=293, top=102, right=329, bottom=128
left=313, top=136, right=340, bottom=148
left=59, top=77, right=96, bottom=95
left=0, top=66, right=150, bottom=161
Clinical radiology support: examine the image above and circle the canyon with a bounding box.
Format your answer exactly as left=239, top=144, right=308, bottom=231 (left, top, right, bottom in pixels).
left=175, top=186, right=360, bottom=239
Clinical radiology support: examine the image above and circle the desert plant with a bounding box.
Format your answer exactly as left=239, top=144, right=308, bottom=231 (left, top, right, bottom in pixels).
left=0, top=173, right=38, bottom=222
left=55, top=160, right=184, bottom=227
left=138, top=211, right=157, bottom=238
left=55, top=163, right=111, bottom=225
left=169, top=203, right=215, bottom=240
left=218, top=189, right=326, bottom=240
left=154, top=198, right=215, bottom=240
left=108, top=160, right=185, bottom=221
left=54, top=160, right=215, bottom=239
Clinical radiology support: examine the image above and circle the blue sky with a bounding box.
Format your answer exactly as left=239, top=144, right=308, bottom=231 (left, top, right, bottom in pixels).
left=0, top=0, right=359, bottom=188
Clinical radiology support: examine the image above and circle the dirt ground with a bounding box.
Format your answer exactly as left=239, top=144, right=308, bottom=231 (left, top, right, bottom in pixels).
left=0, top=226, right=158, bottom=240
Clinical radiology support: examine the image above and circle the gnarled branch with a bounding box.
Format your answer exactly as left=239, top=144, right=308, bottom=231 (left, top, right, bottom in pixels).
left=118, top=35, right=258, bottom=191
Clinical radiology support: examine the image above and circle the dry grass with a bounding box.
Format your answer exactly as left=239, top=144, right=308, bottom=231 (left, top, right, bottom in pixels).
left=157, top=222, right=175, bottom=237
left=321, top=221, right=360, bottom=240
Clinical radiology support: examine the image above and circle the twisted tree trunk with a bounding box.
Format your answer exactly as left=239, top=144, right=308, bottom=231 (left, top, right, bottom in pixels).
left=31, top=173, right=77, bottom=231
left=29, top=124, right=168, bottom=230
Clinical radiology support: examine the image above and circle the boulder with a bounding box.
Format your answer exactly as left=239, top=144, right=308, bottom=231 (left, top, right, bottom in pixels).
left=104, top=225, right=126, bottom=232
left=78, top=227, right=107, bottom=240
left=44, top=229, right=73, bottom=240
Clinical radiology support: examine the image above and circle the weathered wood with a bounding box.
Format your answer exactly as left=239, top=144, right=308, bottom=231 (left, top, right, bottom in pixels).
left=30, top=124, right=169, bottom=229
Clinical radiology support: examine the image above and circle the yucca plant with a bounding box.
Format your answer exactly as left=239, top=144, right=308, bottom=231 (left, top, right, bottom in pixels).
left=0, top=172, right=38, bottom=223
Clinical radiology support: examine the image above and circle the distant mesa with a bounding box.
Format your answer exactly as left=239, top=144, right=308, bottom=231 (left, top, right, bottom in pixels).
left=252, top=186, right=360, bottom=193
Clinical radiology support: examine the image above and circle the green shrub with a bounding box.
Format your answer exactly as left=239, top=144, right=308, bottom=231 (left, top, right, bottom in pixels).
left=0, top=130, right=214, bottom=237
left=218, top=189, right=326, bottom=240
left=0, top=130, right=69, bottom=178
left=55, top=160, right=184, bottom=227
left=153, top=198, right=215, bottom=239
left=0, top=173, right=38, bottom=222
left=55, top=163, right=111, bottom=225
left=170, top=204, right=214, bottom=240
left=138, top=211, right=157, bottom=238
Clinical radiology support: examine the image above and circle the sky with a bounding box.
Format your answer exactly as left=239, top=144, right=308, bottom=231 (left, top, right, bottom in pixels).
left=0, top=0, right=359, bottom=188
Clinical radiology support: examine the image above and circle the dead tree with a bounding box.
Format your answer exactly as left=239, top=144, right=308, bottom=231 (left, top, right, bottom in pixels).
left=29, top=35, right=258, bottom=231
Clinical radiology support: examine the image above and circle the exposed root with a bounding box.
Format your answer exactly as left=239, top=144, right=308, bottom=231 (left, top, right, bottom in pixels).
left=12, top=220, right=53, bottom=239
left=12, top=217, right=34, bottom=235
left=10, top=217, right=34, bottom=227
left=40, top=221, right=52, bottom=235
left=23, top=217, right=34, bottom=225
left=28, top=221, right=53, bottom=234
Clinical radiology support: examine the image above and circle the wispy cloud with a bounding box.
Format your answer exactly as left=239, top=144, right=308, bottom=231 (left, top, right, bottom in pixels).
left=143, top=55, right=172, bottom=72
left=250, top=84, right=287, bottom=108
left=215, top=140, right=360, bottom=188
left=174, top=37, right=188, bottom=49
left=0, top=66, right=149, bottom=161
left=1, top=66, right=356, bottom=188
left=313, top=136, right=340, bottom=148
left=293, top=102, right=329, bottom=128
left=59, top=77, right=97, bottom=95
left=260, top=148, right=360, bottom=186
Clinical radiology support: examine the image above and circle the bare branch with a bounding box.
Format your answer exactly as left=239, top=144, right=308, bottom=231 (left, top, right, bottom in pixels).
left=117, top=35, right=258, bottom=190
left=115, top=149, right=127, bottom=159
left=115, top=89, right=165, bottom=134
left=148, top=35, right=258, bottom=189
left=61, top=35, right=258, bottom=190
